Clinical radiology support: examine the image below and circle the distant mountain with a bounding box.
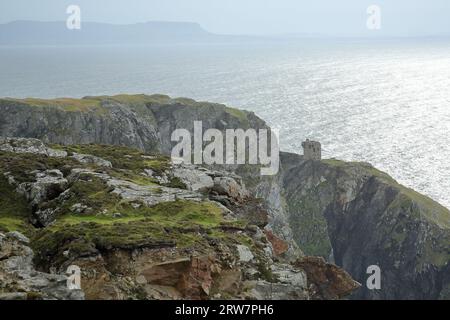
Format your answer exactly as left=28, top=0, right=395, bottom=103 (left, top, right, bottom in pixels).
left=0, top=20, right=222, bottom=45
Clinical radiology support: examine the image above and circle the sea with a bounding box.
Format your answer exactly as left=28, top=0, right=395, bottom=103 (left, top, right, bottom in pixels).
left=1, top=38, right=449, bottom=209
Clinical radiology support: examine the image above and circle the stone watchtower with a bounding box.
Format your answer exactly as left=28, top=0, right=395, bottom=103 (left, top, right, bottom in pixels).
left=302, top=139, right=321, bottom=161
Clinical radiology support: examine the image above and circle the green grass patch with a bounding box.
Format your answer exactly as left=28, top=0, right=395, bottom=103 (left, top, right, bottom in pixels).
left=59, top=144, right=170, bottom=175
left=31, top=200, right=229, bottom=268
left=4, top=97, right=105, bottom=114
left=225, top=107, right=249, bottom=123
left=54, top=175, right=121, bottom=215
left=0, top=151, right=80, bottom=183
left=162, top=176, right=187, bottom=189
left=135, top=200, right=223, bottom=228
left=86, top=94, right=172, bottom=106
left=0, top=175, right=33, bottom=235
left=57, top=199, right=224, bottom=228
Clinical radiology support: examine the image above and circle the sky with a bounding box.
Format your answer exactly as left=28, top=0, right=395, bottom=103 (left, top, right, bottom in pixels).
left=1, top=0, right=449, bottom=36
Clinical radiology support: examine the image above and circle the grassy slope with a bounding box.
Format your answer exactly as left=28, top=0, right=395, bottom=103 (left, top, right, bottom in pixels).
left=0, top=175, right=32, bottom=234
left=0, top=143, right=250, bottom=269
left=1, top=94, right=250, bottom=121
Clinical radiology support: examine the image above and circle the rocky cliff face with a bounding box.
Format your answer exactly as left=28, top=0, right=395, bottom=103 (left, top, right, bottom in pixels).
left=0, top=95, right=449, bottom=300
left=0, top=95, right=266, bottom=155
left=0, top=137, right=358, bottom=300
left=0, top=96, right=161, bottom=153
left=279, top=153, right=450, bottom=300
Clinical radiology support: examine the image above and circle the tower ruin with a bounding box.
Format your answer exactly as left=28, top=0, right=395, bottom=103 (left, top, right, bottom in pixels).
left=302, top=139, right=321, bottom=161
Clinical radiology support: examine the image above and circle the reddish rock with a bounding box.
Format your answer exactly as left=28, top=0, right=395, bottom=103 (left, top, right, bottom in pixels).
left=264, top=230, right=289, bottom=256
left=136, top=255, right=217, bottom=300
left=295, top=256, right=360, bottom=300
left=178, top=256, right=215, bottom=299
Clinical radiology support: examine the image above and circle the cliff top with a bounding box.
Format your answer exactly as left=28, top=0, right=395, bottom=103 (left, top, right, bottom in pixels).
left=0, top=94, right=250, bottom=121
left=323, top=159, right=450, bottom=229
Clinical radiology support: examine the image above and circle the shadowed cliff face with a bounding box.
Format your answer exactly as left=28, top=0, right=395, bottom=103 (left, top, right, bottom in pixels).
left=0, top=95, right=449, bottom=299
left=0, top=95, right=267, bottom=156
left=279, top=153, right=450, bottom=300
left=0, top=97, right=160, bottom=153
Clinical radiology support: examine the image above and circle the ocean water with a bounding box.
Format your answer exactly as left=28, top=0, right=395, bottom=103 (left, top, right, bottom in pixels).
left=1, top=39, right=450, bottom=209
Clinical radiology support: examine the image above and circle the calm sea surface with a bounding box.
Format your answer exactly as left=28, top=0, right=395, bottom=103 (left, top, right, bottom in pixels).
left=1, top=39, right=450, bottom=208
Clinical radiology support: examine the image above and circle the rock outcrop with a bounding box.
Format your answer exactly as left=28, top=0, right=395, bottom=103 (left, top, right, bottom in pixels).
left=0, top=138, right=359, bottom=300
left=294, top=256, right=360, bottom=300
left=0, top=231, right=84, bottom=300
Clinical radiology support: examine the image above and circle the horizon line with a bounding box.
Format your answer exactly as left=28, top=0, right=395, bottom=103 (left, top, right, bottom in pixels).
left=1, top=19, right=450, bottom=39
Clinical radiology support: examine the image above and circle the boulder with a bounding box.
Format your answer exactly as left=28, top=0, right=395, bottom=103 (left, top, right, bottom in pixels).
left=71, top=153, right=112, bottom=168
left=172, top=165, right=214, bottom=192
left=212, top=176, right=249, bottom=202
left=295, top=256, right=361, bottom=300
left=6, top=231, right=30, bottom=244
left=264, top=230, right=289, bottom=256
left=0, top=231, right=85, bottom=300
left=16, top=169, right=68, bottom=207
left=12, top=169, right=68, bottom=226
left=0, top=137, right=67, bottom=157
left=236, top=245, right=254, bottom=263
left=136, top=255, right=217, bottom=300
left=249, top=281, right=309, bottom=300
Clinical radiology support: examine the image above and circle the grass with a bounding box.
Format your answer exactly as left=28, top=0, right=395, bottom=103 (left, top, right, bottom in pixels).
left=0, top=217, right=31, bottom=234
left=0, top=175, right=33, bottom=235
left=85, top=94, right=169, bottom=123
left=0, top=142, right=258, bottom=273
left=58, top=144, right=171, bottom=175
left=31, top=199, right=244, bottom=268
left=54, top=144, right=172, bottom=187
left=225, top=107, right=249, bottom=123
left=56, top=199, right=224, bottom=228
left=288, top=187, right=333, bottom=258
left=0, top=144, right=190, bottom=231
left=162, top=176, right=187, bottom=189
left=85, top=94, right=172, bottom=106
left=58, top=214, right=144, bottom=225
left=108, top=169, right=159, bottom=186
left=53, top=174, right=121, bottom=216
left=3, top=97, right=105, bottom=114
left=0, top=151, right=79, bottom=183
left=396, top=186, right=450, bottom=229
left=51, top=143, right=173, bottom=186
left=143, top=200, right=223, bottom=227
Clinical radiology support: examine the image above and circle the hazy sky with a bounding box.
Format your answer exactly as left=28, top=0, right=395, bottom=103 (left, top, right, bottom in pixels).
left=1, top=0, right=449, bottom=36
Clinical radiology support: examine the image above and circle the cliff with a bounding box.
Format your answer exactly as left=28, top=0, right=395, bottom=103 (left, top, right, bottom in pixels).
left=0, top=137, right=358, bottom=300
left=0, top=95, right=265, bottom=154
left=0, top=95, right=449, bottom=300
left=279, top=153, right=450, bottom=299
